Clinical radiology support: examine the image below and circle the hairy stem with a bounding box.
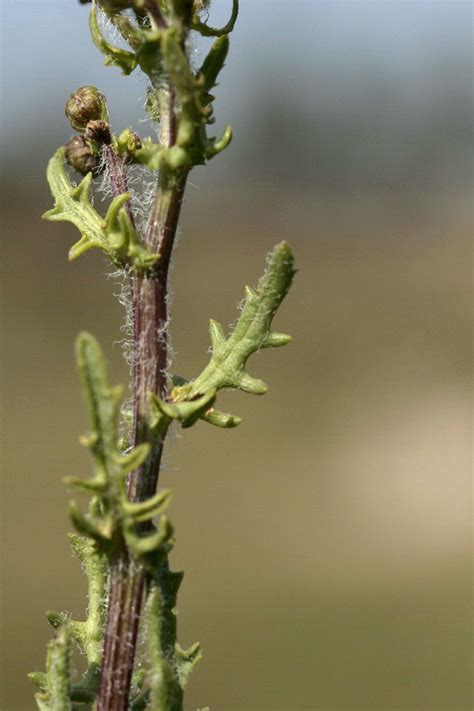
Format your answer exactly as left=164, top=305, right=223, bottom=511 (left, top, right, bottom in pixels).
left=97, top=81, right=188, bottom=709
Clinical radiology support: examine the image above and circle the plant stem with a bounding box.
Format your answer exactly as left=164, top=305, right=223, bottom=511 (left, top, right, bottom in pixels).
left=97, top=79, right=188, bottom=710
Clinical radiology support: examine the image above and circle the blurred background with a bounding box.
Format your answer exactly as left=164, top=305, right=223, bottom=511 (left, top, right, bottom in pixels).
left=1, top=1, right=472, bottom=709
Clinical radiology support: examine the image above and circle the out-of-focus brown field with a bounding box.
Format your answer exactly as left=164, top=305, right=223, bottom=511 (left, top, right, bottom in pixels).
left=1, top=1, right=472, bottom=709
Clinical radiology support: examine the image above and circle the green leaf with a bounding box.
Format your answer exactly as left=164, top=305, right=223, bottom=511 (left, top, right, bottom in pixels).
left=198, top=35, right=229, bottom=93
left=122, top=488, right=172, bottom=523
left=31, top=537, right=105, bottom=708
left=206, top=125, right=233, bottom=158
left=69, top=535, right=107, bottom=665
left=135, top=28, right=164, bottom=78
left=174, top=242, right=294, bottom=403
left=163, top=27, right=195, bottom=98
left=35, top=626, right=72, bottom=711
left=46, top=611, right=68, bottom=630
left=160, top=27, right=231, bottom=165
left=146, top=588, right=181, bottom=711
left=113, top=442, right=151, bottom=476
left=200, top=407, right=242, bottom=428
left=169, top=376, right=241, bottom=428
left=192, top=0, right=239, bottom=37
left=175, top=641, right=202, bottom=689
left=124, top=515, right=174, bottom=557
left=76, top=332, right=123, bottom=466
left=145, top=558, right=190, bottom=710
left=75, top=332, right=151, bottom=484
left=28, top=672, right=47, bottom=691
left=63, top=473, right=108, bottom=494
left=89, top=4, right=137, bottom=75
left=68, top=501, right=110, bottom=544
left=43, top=148, right=159, bottom=271
left=149, top=390, right=216, bottom=428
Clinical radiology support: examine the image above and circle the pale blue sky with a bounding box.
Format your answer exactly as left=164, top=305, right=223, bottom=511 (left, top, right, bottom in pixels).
left=0, top=1, right=471, bottom=185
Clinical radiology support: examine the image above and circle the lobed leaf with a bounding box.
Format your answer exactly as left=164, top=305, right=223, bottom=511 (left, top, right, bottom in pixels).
left=33, top=626, right=72, bottom=711
left=175, top=642, right=202, bottom=689
left=172, top=242, right=294, bottom=423
left=43, top=148, right=159, bottom=271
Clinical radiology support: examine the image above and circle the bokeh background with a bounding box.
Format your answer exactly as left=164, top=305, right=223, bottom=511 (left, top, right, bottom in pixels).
left=1, top=1, right=472, bottom=709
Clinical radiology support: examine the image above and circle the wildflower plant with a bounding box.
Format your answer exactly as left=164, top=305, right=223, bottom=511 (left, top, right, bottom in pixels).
left=30, top=1, right=294, bottom=709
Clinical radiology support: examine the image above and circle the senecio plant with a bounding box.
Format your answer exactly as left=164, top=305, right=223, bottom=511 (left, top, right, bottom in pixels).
left=30, top=1, right=294, bottom=709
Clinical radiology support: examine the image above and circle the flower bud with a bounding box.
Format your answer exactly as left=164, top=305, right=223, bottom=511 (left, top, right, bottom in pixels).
left=65, top=86, right=107, bottom=132
left=115, top=128, right=142, bottom=162
left=84, top=120, right=112, bottom=145
left=65, top=135, right=101, bottom=175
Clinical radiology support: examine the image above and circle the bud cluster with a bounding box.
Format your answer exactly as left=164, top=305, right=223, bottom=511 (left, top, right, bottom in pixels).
left=64, top=86, right=112, bottom=175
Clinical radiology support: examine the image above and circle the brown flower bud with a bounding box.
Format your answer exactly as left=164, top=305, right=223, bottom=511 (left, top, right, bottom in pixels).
left=65, top=86, right=108, bottom=132
left=65, top=135, right=101, bottom=175
left=84, top=120, right=112, bottom=145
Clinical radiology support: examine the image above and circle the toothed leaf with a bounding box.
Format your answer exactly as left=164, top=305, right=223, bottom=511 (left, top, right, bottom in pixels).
left=35, top=626, right=72, bottom=710
left=43, top=148, right=158, bottom=271
left=147, top=588, right=180, bottom=711
left=174, top=242, right=294, bottom=404
left=69, top=535, right=107, bottom=665
left=76, top=332, right=122, bottom=465
left=175, top=642, right=202, bottom=689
